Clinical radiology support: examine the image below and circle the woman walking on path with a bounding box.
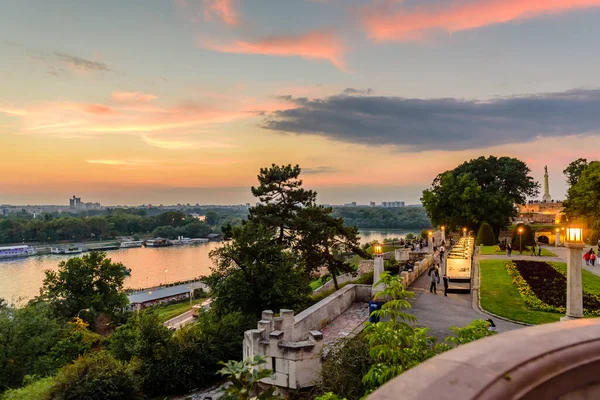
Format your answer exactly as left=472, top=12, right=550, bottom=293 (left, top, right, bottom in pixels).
left=584, top=250, right=591, bottom=266
left=428, top=265, right=440, bottom=294
left=530, top=244, right=536, bottom=256
left=591, top=250, right=597, bottom=266
left=443, top=273, right=449, bottom=297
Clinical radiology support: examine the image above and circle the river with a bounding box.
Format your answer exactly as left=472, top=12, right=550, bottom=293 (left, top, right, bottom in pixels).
left=0, top=229, right=419, bottom=304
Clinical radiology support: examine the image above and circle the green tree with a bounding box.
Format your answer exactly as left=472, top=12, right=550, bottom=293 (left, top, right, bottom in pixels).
left=249, top=164, right=316, bottom=245
left=205, top=211, right=218, bottom=226
left=294, top=206, right=367, bottom=289
left=422, top=156, right=538, bottom=234
left=205, top=222, right=311, bottom=317
left=38, top=251, right=129, bottom=322
left=0, top=302, right=61, bottom=391
left=563, top=158, right=589, bottom=188
left=475, top=222, right=496, bottom=246
left=49, top=351, right=142, bottom=400
left=563, top=161, right=600, bottom=232
left=511, top=223, right=535, bottom=252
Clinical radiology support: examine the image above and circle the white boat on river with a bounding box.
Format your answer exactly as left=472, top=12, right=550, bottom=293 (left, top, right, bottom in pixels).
left=120, top=240, right=144, bottom=248
left=50, top=245, right=86, bottom=254
left=0, top=245, right=37, bottom=259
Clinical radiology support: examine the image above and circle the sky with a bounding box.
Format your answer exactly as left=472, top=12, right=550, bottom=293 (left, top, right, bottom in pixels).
left=2, top=0, right=600, bottom=206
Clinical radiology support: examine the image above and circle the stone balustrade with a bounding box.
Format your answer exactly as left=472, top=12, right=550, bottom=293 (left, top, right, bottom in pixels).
left=368, top=318, right=600, bottom=400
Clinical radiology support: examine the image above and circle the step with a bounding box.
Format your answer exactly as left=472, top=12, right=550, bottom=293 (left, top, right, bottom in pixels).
left=449, top=277, right=471, bottom=283
left=446, top=281, right=471, bottom=294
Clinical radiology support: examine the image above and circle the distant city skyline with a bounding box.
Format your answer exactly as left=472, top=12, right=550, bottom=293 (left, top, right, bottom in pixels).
left=2, top=1, right=599, bottom=205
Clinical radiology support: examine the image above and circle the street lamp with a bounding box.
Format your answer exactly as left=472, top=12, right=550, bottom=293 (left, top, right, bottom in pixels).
left=562, top=227, right=585, bottom=321
left=373, top=243, right=384, bottom=293
left=518, top=227, right=523, bottom=254
left=373, top=243, right=383, bottom=255
left=440, top=226, right=446, bottom=243
left=462, top=227, right=467, bottom=237
left=77, top=308, right=90, bottom=319
left=555, top=228, right=560, bottom=247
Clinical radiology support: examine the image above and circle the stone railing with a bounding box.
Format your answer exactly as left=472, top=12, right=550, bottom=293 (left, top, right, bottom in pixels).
left=312, top=272, right=358, bottom=295
left=368, top=318, right=600, bottom=400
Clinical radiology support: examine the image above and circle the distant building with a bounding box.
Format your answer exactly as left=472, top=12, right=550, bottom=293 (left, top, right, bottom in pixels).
left=69, top=195, right=81, bottom=209
left=381, top=201, right=405, bottom=208
left=370, top=201, right=376, bottom=207
left=2, top=208, right=8, bottom=217
left=515, top=167, right=563, bottom=224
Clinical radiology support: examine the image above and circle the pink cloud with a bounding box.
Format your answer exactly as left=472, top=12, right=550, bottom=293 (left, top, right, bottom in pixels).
left=112, top=92, right=158, bottom=103
left=203, top=0, right=239, bottom=26
left=362, top=0, right=600, bottom=41
left=203, top=31, right=346, bottom=70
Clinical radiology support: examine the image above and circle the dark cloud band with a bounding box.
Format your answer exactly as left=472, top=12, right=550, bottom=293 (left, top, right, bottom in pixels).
left=262, top=89, right=600, bottom=150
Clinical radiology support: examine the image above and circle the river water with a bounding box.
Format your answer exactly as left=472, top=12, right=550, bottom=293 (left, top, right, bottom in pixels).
left=0, top=229, right=418, bottom=304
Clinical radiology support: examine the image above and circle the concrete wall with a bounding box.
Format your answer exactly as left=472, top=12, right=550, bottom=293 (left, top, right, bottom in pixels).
left=312, top=272, right=357, bottom=295
left=399, top=253, right=434, bottom=289
left=293, top=284, right=371, bottom=341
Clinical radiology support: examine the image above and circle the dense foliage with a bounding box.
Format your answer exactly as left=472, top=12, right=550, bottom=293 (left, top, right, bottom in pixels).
left=475, top=222, right=496, bottom=246
left=0, top=209, right=217, bottom=244
left=330, top=207, right=431, bottom=229
left=563, top=161, right=600, bottom=240
left=511, top=223, right=535, bottom=252
left=38, top=251, right=129, bottom=324
left=205, top=221, right=311, bottom=317
left=49, top=351, right=142, bottom=400
left=421, top=156, right=539, bottom=235
left=218, top=355, right=282, bottom=400
left=563, top=158, right=589, bottom=188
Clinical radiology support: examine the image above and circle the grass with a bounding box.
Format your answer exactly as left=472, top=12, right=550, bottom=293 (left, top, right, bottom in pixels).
left=479, top=245, right=556, bottom=257
left=552, top=262, right=600, bottom=294
left=153, top=298, right=205, bottom=322
left=365, top=244, right=396, bottom=256
left=1, top=377, right=55, bottom=400
left=479, top=259, right=560, bottom=325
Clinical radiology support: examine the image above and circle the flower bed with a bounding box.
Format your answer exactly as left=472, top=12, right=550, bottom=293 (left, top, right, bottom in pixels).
left=505, top=260, right=600, bottom=316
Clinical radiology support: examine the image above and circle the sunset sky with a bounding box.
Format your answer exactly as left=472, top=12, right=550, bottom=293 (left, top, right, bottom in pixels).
left=2, top=0, right=600, bottom=206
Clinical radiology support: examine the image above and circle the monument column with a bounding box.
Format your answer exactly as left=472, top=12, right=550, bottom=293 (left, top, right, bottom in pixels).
left=561, top=228, right=584, bottom=321
left=542, top=165, right=552, bottom=203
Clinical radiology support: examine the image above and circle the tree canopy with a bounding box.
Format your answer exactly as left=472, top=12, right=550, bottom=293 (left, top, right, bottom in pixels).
left=563, top=161, right=600, bottom=232
left=421, top=156, right=538, bottom=234
left=563, top=158, right=589, bottom=188
left=38, top=251, right=129, bottom=322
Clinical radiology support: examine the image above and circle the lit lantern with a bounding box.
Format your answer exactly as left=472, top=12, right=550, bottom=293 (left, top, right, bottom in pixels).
left=374, top=243, right=383, bottom=255
left=518, top=227, right=523, bottom=234
left=556, top=228, right=560, bottom=233
left=462, top=227, right=467, bottom=233
left=566, top=228, right=583, bottom=244
left=440, top=226, right=445, bottom=231
left=428, top=231, right=433, bottom=237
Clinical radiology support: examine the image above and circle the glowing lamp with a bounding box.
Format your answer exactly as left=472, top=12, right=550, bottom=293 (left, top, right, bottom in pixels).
left=374, top=243, right=383, bottom=255
left=428, top=231, right=433, bottom=237
left=441, top=226, right=445, bottom=231
left=555, top=228, right=560, bottom=233
left=462, top=227, right=467, bottom=233
left=566, top=228, right=583, bottom=244
left=518, top=227, right=523, bottom=234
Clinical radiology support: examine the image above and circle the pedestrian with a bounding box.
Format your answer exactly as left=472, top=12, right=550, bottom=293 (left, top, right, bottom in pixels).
left=368, top=296, right=382, bottom=323
left=507, top=243, right=512, bottom=257
left=486, top=319, right=497, bottom=332
left=530, top=244, right=536, bottom=256
left=538, top=245, right=542, bottom=257
left=443, top=273, right=449, bottom=297
left=428, top=265, right=439, bottom=294
left=439, top=244, right=445, bottom=260
left=592, top=250, right=597, bottom=267
left=584, top=251, right=591, bottom=266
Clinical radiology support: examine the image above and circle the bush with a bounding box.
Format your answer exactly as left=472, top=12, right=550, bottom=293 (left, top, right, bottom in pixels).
left=511, top=223, right=535, bottom=252
left=317, top=335, right=373, bottom=400
left=475, top=222, right=496, bottom=246
left=1, top=377, right=55, bottom=400
left=49, top=351, right=142, bottom=400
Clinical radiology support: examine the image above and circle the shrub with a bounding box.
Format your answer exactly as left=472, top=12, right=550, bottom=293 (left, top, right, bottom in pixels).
left=511, top=223, right=535, bottom=252
left=1, top=377, right=55, bottom=400
left=317, top=335, right=373, bottom=400
left=475, top=222, right=496, bottom=246
left=49, top=351, right=142, bottom=400
left=218, top=355, right=282, bottom=400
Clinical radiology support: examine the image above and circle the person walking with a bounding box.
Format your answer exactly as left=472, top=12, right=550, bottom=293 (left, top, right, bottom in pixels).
left=591, top=250, right=597, bottom=267
left=428, top=265, right=440, bottom=294
left=443, top=273, right=449, bottom=297
left=439, top=244, right=445, bottom=260
left=368, top=296, right=382, bottom=323
left=507, top=243, right=512, bottom=257
left=584, top=251, right=591, bottom=266
left=538, top=245, right=542, bottom=257
left=530, top=243, right=536, bottom=256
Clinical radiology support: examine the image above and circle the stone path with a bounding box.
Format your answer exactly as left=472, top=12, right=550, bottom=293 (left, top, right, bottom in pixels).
left=321, top=302, right=369, bottom=351
left=406, top=268, right=522, bottom=342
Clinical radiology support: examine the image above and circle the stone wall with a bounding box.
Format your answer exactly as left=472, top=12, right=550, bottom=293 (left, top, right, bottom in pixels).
left=294, top=284, right=371, bottom=341
left=399, top=253, right=434, bottom=289
left=312, top=272, right=358, bottom=295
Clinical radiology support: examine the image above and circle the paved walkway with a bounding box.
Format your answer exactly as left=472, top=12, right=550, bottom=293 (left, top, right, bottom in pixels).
left=321, top=302, right=369, bottom=352
left=406, top=266, right=522, bottom=342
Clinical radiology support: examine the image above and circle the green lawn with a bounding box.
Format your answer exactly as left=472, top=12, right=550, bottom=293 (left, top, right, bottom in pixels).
left=552, top=262, right=600, bottom=294
left=479, top=246, right=556, bottom=257
left=153, top=298, right=204, bottom=322
left=479, top=259, right=560, bottom=324
left=365, top=244, right=396, bottom=256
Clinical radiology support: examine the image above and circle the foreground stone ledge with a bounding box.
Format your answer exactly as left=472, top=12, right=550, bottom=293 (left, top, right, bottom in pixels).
left=368, top=318, right=600, bottom=400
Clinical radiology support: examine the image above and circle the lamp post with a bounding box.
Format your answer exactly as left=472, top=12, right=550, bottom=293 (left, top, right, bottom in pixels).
left=562, top=227, right=585, bottom=321
left=373, top=243, right=384, bottom=294
left=518, top=227, right=523, bottom=254
left=428, top=231, right=433, bottom=253
left=555, top=228, right=560, bottom=247
left=440, top=226, right=446, bottom=243
left=462, top=227, right=467, bottom=238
